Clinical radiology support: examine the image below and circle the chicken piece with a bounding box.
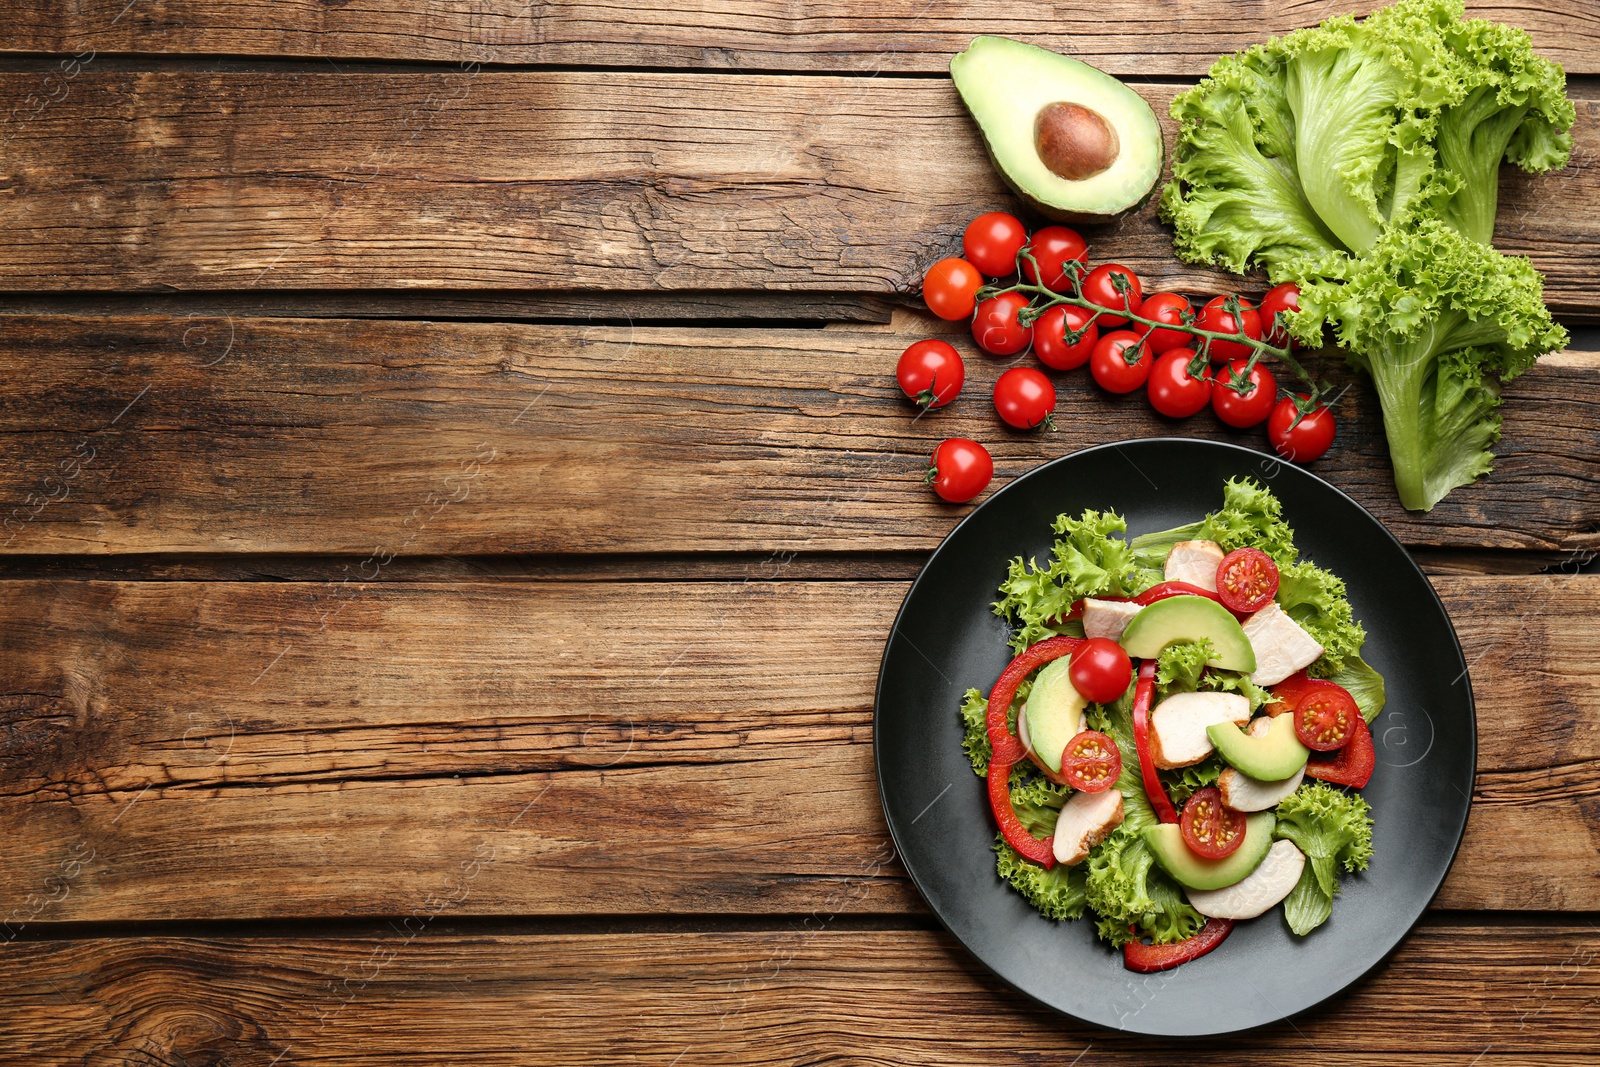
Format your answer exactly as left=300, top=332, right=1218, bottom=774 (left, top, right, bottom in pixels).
left=1217, top=717, right=1306, bottom=811
left=1081, top=597, right=1142, bottom=642
left=1052, top=787, right=1125, bottom=865
left=1163, top=539, right=1225, bottom=591
left=1243, top=603, right=1324, bottom=686
left=1187, top=840, right=1307, bottom=919
left=1148, top=691, right=1251, bottom=769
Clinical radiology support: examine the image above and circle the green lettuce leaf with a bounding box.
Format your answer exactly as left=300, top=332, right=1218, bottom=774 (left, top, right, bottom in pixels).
left=1282, top=864, right=1336, bottom=935
left=1326, top=654, right=1387, bottom=722
left=995, top=836, right=1088, bottom=921
left=1130, top=476, right=1298, bottom=569
left=1273, top=782, right=1375, bottom=934
left=1276, top=560, right=1368, bottom=676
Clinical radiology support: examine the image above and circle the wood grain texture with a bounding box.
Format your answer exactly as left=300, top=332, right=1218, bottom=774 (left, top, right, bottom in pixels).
left=0, top=315, right=1594, bottom=555
left=0, top=0, right=1593, bottom=75
left=0, top=73, right=1595, bottom=312
left=0, top=922, right=1596, bottom=1062
left=0, top=577, right=1594, bottom=922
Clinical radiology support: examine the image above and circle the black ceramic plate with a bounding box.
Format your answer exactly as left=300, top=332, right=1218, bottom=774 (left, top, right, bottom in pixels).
left=874, top=438, right=1474, bottom=1036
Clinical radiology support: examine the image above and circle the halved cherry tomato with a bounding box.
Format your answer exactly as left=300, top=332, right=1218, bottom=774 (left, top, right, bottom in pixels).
left=1123, top=918, right=1234, bottom=973
left=1033, top=304, right=1098, bottom=371
left=1059, top=730, right=1122, bottom=793
left=1081, top=264, right=1143, bottom=326
left=1068, top=637, right=1133, bottom=704
left=1147, top=349, right=1212, bottom=418
left=1215, top=547, right=1279, bottom=614
left=896, top=339, right=965, bottom=409
left=1196, top=296, right=1262, bottom=362
left=1089, top=331, right=1151, bottom=394
left=1179, top=786, right=1246, bottom=859
left=1211, top=358, right=1277, bottom=429
left=972, top=291, right=1034, bottom=356
left=1305, top=713, right=1375, bottom=788
left=1265, top=669, right=1326, bottom=717
left=1021, top=226, right=1088, bottom=291
left=1259, top=282, right=1303, bottom=348
left=1136, top=292, right=1193, bottom=354
left=922, top=257, right=983, bottom=321
left=963, top=212, right=1028, bottom=277
left=1294, top=686, right=1359, bottom=751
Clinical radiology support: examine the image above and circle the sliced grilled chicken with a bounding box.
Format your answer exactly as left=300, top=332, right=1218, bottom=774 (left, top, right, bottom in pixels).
left=1187, top=840, right=1307, bottom=919
left=1243, top=603, right=1324, bottom=686
left=1148, top=691, right=1251, bottom=769
left=1052, top=787, right=1125, bottom=865
left=1017, top=705, right=1088, bottom=783
left=1081, top=597, right=1142, bottom=642
left=1164, top=539, right=1225, bottom=591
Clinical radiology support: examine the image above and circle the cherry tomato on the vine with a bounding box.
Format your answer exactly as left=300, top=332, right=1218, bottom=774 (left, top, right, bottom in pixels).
left=1196, top=296, right=1262, bottom=362
left=972, top=291, right=1033, bottom=356
left=1211, top=358, right=1277, bottom=428
left=1268, top=395, right=1336, bottom=463
left=1294, top=685, right=1359, bottom=752
left=1059, top=730, right=1123, bottom=793
left=1147, top=349, right=1212, bottom=418
left=1259, top=283, right=1303, bottom=349
left=993, top=366, right=1056, bottom=430
left=1081, top=263, right=1143, bottom=326
left=926, top=438, right=993, bottom=503
left=1136, top=292, right=1193, bottom=354
left=895, top=339, right=965, bottom=409
left=1020, top=225, right=1088, bottom=292
left=1068, top=637, right=1134, bottom=704
left=963, top=212, right=1029, bottom=278
left=1215, top=547, right=1279, bottom=614
left=1089, top=330, right=1152, bottom=394
left=1180, top=786, right=1246, bottom=859
left=1033, top=304, right=1098, bottom=371
left=923, top=257, right=984, bottom=321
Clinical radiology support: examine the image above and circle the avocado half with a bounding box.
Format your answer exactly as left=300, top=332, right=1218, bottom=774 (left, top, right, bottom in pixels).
left=950, top=36, right=1165, bottom=224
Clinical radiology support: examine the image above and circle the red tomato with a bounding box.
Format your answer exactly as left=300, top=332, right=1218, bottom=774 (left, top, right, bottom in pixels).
left=963, top=212, right=1029, bottom=278
left=1089, top=331, right=1152, bottom=394
left=1180, top=786, right=1246, bottom=859
left=1196, top=296, right=1262, bottom=362
left=1068, top=637, right=1133, bottom=704
left=1081, top=264, right=1143, bottom=326
left=972, top=291, right=1034, bottom=357
left=1059, top=730, right=1122, bottom=793
left=1305, top=714, right=1375, bottom=788
left=926, top=438, right=993, bottom=503
left=1211, top=358, right=1277, bottom=428
left=1268, top=395, right=1336, bottom=463
left=923, top=257, right=984, bottom=321
left=993, top=366, right=1056, bottom=430
left=1146, top=349, right=1212, bottom=418
left=895, top=339, right=965, bottom=409
left=1215, top=547, right=1280, bottom=614
left=1295, top=686, right=1359, bottom=752
left=1136, top=292, right=1193, bottom=354
left=1033, top=304, right=1098, bottom=371
left=1258, top=282, right=1303, bottom=348
left=1020, top=226, right=1088, bottom=291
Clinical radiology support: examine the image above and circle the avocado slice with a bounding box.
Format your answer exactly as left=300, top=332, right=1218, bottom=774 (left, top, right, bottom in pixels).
left=1024, top=656, right=1089, bottom=773
left=1144, top=812, right=1276, bottom=891
left=1207, top=714, right=1310, bottom=781
left=950, top=37, right=1165, bottom=224
left=1119, top=596, right=1257, bottom=673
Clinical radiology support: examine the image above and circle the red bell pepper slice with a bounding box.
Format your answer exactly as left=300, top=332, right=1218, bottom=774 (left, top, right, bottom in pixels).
left=1304, top=712, right=1376, bottom=788
left=987, top=755, right=1057, bottom=867
left=1131, top=659, right=1180, bottom=825
left=1122, top=918, right=1235, bottom=973
left=1264, top=670, right=1347, bottom=717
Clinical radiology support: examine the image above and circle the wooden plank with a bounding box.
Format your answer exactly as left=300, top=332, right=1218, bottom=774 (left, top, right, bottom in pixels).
left=0, top=315, right=1594, bottom=555
left=0, top=73, right=1595, bottom=313
left=0, top=576, right=1594, bottom=922
left=0, top=0, right=1593, bottom=76
left=0, top=921, right=1595, bottom=1060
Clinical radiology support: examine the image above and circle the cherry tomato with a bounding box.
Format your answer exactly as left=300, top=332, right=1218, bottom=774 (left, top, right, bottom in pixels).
left=1196, top=296, right=1262, bottom=362
left=1265, top=670, right=1338, bottom=718
left=1258, top=282, right=1303, bottom=349
left=895, top=339, right=965, bottom=409
left=963, top=212, right=1029, bottom=278
left=1033, top=304, right=1098, bottom=371
left=1136, top=292, right=1193, bottom=354
left=1059, top=730, right=1123, bottom=794
left=1268, top=395, right=1336, bottom=463
left=926, top=438, right=993, bottom=503
left=1211, top=358, right=1277, bottom=428
left=923, top=257, right=984, bottom=321
left=1180, top=786, right=1246, bottom=859
left=971, top=291, right=1034, bottom=357
left=1089, top=330, right=1152, bottom=394
left=1294, top=685, right=1359, bottom=752
left=1081, top=263, right=1143, bottom=326
left=1020, top=225, right=1087, bottom=292
left=993, top=366, right=1056, bottom=430
left=1146, top=349, right=1212, bottom=418
left=1215, top=547, right=1279, bottom=614
left=1068, top=637, right=1134, bottom=704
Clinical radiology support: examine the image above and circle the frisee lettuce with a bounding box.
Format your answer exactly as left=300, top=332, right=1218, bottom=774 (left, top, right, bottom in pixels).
left=1274, top=782, right=1375, bottom=935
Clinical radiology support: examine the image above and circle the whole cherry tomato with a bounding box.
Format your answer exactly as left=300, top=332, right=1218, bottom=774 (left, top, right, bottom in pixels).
left=1215, top=547, right=1280, bottom=614
left=972, top=291, right=1034, bottom=356
left=1089, top=330, right=1152, bottom=394
left=1059, top=730, right=1123, bottom=793
left=1196, top=296, right=1262, bottom=362
left=1033, top=304, right=1098, bottom=371
left=993, top=366, right=1056, bottom=430
left=1020, top=225, right=1088, bottom=292
left=923, top=257, right=984, bottom=321
left=1146, top=349, right=1212, bottom=418
left=1068, top=637, right=1134, bottom=704
left=1211, top=358, right=1277, bottom=428
left=1136, top=292, right=1193, bottom=354
left=926, top=438, right=993, bottom=503
left=1080, top=264, right=1143, bottom=327
left=1258, top=282, right=1303, bottom=349
left=963, top=212, right=1029, bottom=278
left=1268, top=395, right=1336, bottom=463
left=895, top=339, right=965, bottom=409
left=1180, top=786, right=1246, bottom=859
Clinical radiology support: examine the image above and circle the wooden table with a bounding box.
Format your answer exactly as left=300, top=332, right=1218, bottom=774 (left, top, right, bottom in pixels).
left=0, top=2, right=1596, bottom=1061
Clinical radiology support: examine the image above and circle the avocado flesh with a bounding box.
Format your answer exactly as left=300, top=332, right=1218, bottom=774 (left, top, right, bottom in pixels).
left=1145, top=812, right=1276, bottom=891
left=1208, top=714, right=1311, bottom=781
left=1119, top=596, right=1257, bottom=673
left=950, top=36, right=1165, bottom=224
left=1024, top=657, right=1089, bottom=773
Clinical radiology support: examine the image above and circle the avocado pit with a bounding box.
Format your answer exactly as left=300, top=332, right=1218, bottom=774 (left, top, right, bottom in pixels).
left=1034, top=101, right=1120, bottom=182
